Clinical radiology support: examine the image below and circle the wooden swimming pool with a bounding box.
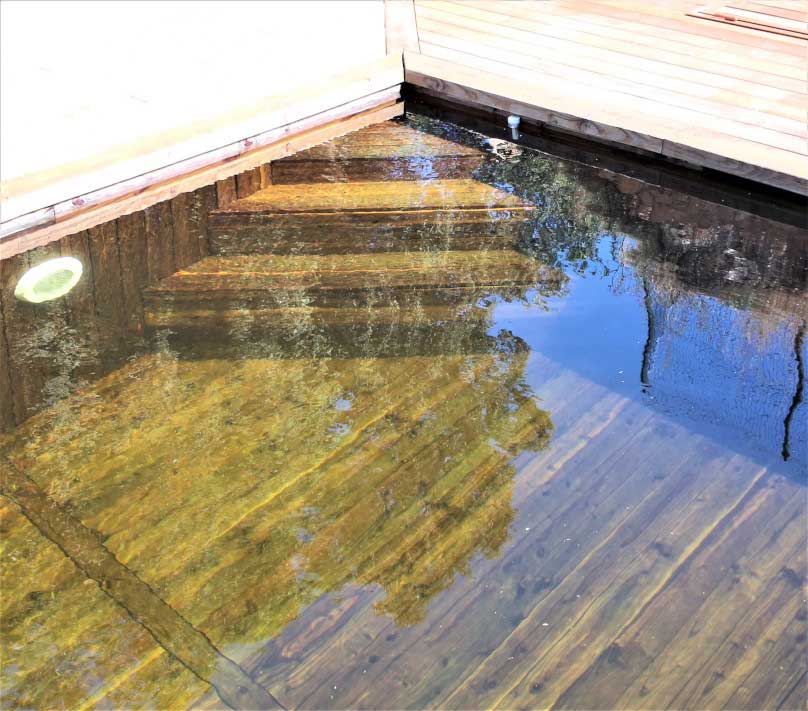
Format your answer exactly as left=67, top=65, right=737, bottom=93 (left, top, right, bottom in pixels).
left=1, top=115, right=805, bottom=710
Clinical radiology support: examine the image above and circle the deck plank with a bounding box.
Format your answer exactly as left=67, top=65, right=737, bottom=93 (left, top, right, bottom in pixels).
left=427, top=2, right=806, bottom=89
left=442, top=0, right=805, bottom=69
left=410, top=0, right=808, bottom=194
left=551, top=478, right=806, bottom=710
left=405, top=52, right=808, bottom=195
left=416, top=2, right=808, bottom=125
left=415, top=30, right=807, bottom=143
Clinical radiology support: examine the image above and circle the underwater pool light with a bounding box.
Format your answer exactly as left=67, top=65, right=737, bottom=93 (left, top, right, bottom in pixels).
left=14, top=256, right=83, bottom=303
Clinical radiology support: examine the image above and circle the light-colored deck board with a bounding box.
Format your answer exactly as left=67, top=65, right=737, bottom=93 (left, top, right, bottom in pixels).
left=416, top=2, right=808, bottom=123
left=408, top=0, right=808, bottom=194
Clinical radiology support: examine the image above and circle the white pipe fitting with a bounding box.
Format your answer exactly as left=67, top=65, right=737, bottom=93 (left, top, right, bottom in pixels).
left=507, top=115, right=521, bottom=140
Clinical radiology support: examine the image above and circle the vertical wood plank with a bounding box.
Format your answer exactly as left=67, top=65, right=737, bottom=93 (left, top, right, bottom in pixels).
left=144, top=200, right=176, bottom=282
left=58, top=229, right=106, bottom=385
left=0, top=297, right=15, bottom=431
left=0, top=253, right=31, bottom=425
left=0, top=254, right=27, bottom=430
left=235, top=168, right=262, bottom=199
left=116, top=211, right=148, bottom=332
left=195, top=184, right=218, bottom=258
left=86, top=221, right=127, bottom=332
left=215, top=177, right=238, bottom=208
left=170, top=193, right=201, bottom=270
left=259, top=163, right=273, bottom=188
left=59, top=230, right=96, bottom=323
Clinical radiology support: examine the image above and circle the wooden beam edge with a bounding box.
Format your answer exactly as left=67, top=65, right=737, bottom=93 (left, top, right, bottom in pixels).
left=0, top=101, right=404, bottom=259
left=402, top=52, right=808, bottom=197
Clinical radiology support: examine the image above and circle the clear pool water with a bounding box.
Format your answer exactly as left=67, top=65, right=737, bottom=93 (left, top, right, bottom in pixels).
left=0, top=115, right=805, bottom=710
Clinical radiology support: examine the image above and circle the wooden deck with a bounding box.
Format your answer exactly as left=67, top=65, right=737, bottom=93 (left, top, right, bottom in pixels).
left=400, top=0, right=808, bottom=194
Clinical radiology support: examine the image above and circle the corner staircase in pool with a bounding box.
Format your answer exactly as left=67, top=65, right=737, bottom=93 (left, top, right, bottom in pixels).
left=142, top=121, right=550, bottom=357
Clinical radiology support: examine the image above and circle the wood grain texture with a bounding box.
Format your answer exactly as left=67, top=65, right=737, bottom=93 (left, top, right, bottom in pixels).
left=406, top=0, right=808, bottom=195
left=272, top=122, right=485, bottom=183
left=0, top=116, right=804, bottom=710
left=209, top=176, right=536, bottom=255
left=0, top=461, right=283, bottom=710
left=142, top=250, right=556, bottom=318
left=415, top=2, right=808, bottom=127
left=0, top=335, right=552, bottom=709
left=235, top=168, right=263, bottom=200
left=215, top=178, right=533, bottom=214
left=0, top=495, right=209, bottom=710
left=0, top=183, right=221, bottom=431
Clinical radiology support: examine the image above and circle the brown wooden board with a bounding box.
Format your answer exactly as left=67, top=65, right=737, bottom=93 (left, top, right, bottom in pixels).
left=272, top=122, right=485, bottom=183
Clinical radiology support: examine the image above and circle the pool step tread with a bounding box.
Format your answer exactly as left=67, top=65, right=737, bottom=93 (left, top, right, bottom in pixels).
left=271, top=122, right=485, bottom=183
left=211, top=179, right=533, bottom=215
left=143, top=250, right=547, bottom=298
left=144, top=306, right=514, bottom=360
left=208, top=179, right=535, bottom=255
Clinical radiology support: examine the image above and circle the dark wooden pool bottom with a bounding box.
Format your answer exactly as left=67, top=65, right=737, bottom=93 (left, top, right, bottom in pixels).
left=0, top=121, right=805, bottom=710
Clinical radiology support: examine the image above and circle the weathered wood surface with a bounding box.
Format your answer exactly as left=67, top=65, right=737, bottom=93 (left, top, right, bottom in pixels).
left=214, top=178, right=533, bottom=215
left=1, top=116, right=805, bottom=710
left=272, top=122, right=484, bottom=183
left=0, top=332, right=551, bottom=708
left=405, top=0, right=808, bottom=195
left=1, top=314, right=802, bottom=710
left=142, top=251, right=557, bottom=317
left=209, top=177, right=535, bottom=254
left=0, top=152, right=277, bottom=433
left=0, top=460, right=283, bottom=710
left=0, top=495, right=209, bottom=709
left=259, top=375, right=804, bottom=710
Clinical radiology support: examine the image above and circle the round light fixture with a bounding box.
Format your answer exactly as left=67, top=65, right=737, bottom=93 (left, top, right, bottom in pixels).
left=14, top=256, right=83, bottom=303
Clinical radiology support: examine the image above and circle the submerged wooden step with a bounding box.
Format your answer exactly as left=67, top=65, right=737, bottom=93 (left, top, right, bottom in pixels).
left=271, top=121, right=486, bottom=183
left=146, top=305, right=526, bottom=361
left=209, top=179, right=536, bottom=255
left=142, top=250, right=562, bottom=317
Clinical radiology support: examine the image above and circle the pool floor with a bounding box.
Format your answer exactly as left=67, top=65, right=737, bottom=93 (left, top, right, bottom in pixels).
left=1, top=117, right=805, bottom=710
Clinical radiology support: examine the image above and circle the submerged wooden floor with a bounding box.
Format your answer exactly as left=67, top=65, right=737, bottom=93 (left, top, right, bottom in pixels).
left=0, top=121, right=805, bottom=710
left=402, top=0, right=808, bottom=194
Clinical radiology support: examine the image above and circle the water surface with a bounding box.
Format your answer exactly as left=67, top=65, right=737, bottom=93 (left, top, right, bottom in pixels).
left=1, top=115, right=805, bottom=710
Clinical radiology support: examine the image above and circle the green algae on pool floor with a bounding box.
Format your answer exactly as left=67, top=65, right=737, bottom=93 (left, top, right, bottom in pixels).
left=0, top=117, right=805, bottom=710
